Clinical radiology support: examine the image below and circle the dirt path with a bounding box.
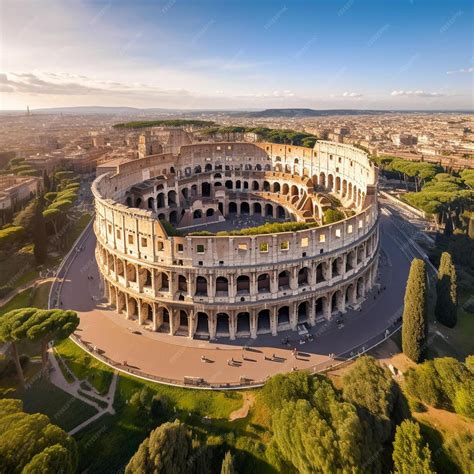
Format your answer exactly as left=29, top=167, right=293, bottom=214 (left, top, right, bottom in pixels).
left=229, top=392, right=255, bottom=421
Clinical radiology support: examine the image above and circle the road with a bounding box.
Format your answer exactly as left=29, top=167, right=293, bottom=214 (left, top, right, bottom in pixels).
left=58, top=205, right=426, bottom=386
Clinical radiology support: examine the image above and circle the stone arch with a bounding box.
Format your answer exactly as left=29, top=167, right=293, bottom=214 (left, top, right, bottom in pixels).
left=206, top=208, right=214, bottom=217
left=193, top=209, right=202, bottom=219
left=157, top=192, right=165, bottom=208
left=277, top=306, right=290, bottom=327
left=263, top=181, right=270, bottom=192
left=241, top=202, right=250, bottom=214
left=319, top=172, right=326, bottom=188
left=195, top=276, right=208, bottom=296
left=331, top=290, right=343, bottom=314
left=265, top=203, right=274, bottom=217
left=126, top=263, right=137, bottom=282
left=315, top=262, right=327, bottom=283
left=237, top=312, right=250, bottom=335
left=236, top=275, right=250, bottom=294
left=225, top=180, right=233, bottom=189
left=147, top=197, right=154, bottom=209
left=156, top=272, right=169, bottom=291
left=276, top=205, right=285, bottom=219
left=196, top=312, right=209, bottom=335
left=216, top=313, right=230, bottom=336
left=282, top=183, right=289, bottom=195
left=297, top=301, right=308, bottom=323
left=257, top=273, right=270, bottom=293
left=298, top=267, right=310, bottom=287
left=204, top=163, right=212, bottom=172
left=215, top=276, right=229, bottom=296
left=168, top=190, right=177, bottom=206
left=178, top=274, right=187, bottom=292
left=253, top=202, right=262, bottom=215
left=273, top=182, right=281, bottom=193
left=257, top=309, right=271, bottom=333
left=278, top=270, right=290, bottom=290
left=228, top=202, right=237, bottom=214
left=252, top=180, right=259, bottom=191
left=315, top=296, right=327, bottom=318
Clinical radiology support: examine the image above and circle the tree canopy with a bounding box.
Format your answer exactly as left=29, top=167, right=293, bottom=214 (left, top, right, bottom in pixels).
left=402, top=259, right=428, bottom=362
left=0, top=399, right=77, bottom=474
left=392, top=420, right=435, bottom=474
left=125, top=420, right=192, bottom=474
left=435, top=252, right=457, bottom=328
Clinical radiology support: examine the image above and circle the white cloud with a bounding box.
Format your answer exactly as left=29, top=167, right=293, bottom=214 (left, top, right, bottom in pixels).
left=390, top=90, right=445, bottom=97
left=446, top=67, right=473, bottom=74
left=330, top=91, right=363, bottom=98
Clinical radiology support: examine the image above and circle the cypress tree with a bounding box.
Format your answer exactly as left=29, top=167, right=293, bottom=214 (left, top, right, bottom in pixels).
left=392, top=420, right=435, bottom=474
left=221, top=451, right=235, bottom=474
left=402, top=259, right=428, bottom=362
left=32, top=197, right=48, bottom=264
left=435, top=252, right=457, bottom=328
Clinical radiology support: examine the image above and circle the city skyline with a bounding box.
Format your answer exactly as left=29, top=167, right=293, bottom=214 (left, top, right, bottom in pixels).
left=0, top=0, right=473, bottom=111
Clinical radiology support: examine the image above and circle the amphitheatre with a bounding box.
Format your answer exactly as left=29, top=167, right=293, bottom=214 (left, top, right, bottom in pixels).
left=57, top=138, right=412, bottom=387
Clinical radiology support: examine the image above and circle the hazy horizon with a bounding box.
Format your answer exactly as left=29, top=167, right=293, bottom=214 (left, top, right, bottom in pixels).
left=1, top=0, right=473, bottom=111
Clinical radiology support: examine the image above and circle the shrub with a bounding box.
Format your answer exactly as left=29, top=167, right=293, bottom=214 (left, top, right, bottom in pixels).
left=0, top=226, right=25, bottom=249
left=323, top=208, right=345, bottom=224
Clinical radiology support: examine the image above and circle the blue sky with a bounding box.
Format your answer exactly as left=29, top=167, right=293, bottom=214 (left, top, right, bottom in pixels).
left=0, top=0, right=472, bottom=109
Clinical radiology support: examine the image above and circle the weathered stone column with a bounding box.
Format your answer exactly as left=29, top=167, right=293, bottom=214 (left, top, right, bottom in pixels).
left=290, top=302, right=298, bottom=330
left=250, top=309, right=257, bottom=339
left=229, top=312, right=236, bottom=340
left=169, top=308, right=177, bottom=335
left=308, top=297, right=316, bottom=326
left=290, top=267, right=298, bottom=291
left=188, top=310, right=195, bottom=338
left=152, top=304, right=158, bottom=331
left=324, top=295, right=331, bottom=320
left=271, top=306, right=278, bottom=336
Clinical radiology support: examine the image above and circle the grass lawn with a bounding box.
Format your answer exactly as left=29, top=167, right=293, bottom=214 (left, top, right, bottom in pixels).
left=57, top=339, right=273, bottom=473
left=426, top=290, right=474, bottom=360
left=55, top=338, right=114, bottom=395
left=0, top=288, right=33, bottom=314
left=17, top=375, right=98, bottom=432
left=74, top=379, right=273, bottom=474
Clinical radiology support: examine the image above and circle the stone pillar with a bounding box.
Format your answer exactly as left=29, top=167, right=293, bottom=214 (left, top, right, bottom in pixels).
left=152, top=304, right=158, bottom=331
left=324, top=296, right=331, bottom=320
left=151, top=269, right=156, bottom=296
left=138, top=301, right=144, bottom=325
left=208, top=313, right=216, bottom=340
left=270, top=271, right=278, bottom=294
left=188, top=310, right=195, bottom=338
left=250, top=310, right=257, bottom=339
left=251, top=273, right=257, bottom=296
left=290, top=302, right=298, bottom=330
left=229, top=274, right=236, bottom=298
left=290, top=267, right=298, bottom=291
left=308, top=297, right=316, bottom=326
left=271, top=306, right=278, bottom=336
left=169, top=308, right=176, bottom=335
left=229, top=312, right=236, bottom=340
left=125, top=297, right=130, bottom=320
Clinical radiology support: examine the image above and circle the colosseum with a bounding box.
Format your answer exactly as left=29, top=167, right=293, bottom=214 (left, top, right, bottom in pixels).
left=92, top=140, right=379, bottom=341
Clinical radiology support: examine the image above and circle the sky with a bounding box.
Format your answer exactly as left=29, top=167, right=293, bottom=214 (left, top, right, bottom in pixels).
left=0, top=0, right=473, bottom=111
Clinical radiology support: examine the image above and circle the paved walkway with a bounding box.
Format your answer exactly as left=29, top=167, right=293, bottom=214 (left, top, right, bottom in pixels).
left=56, top=208, right=421, bottom=386
left=48, top=346, right=118, bottom=435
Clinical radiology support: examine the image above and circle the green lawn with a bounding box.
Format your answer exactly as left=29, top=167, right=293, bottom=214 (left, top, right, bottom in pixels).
left=17, top=376, right=98, bottom=432
left=55, top=338, right=114, bottom=395
left=55, top=338, right=274, bottom=473
left=0, top=288, right=33, bottom=314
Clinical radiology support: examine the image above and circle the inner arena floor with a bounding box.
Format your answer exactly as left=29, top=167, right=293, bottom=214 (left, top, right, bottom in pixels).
left=60, top=213, right=411, bottom=386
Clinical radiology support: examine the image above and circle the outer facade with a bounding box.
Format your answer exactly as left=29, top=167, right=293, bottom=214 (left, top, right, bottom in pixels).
left=93, top=140, right=379, bottom=340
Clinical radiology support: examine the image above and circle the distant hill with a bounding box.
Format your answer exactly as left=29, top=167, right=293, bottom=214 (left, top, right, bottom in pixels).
left=237, top=108, right=392, bottom=118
